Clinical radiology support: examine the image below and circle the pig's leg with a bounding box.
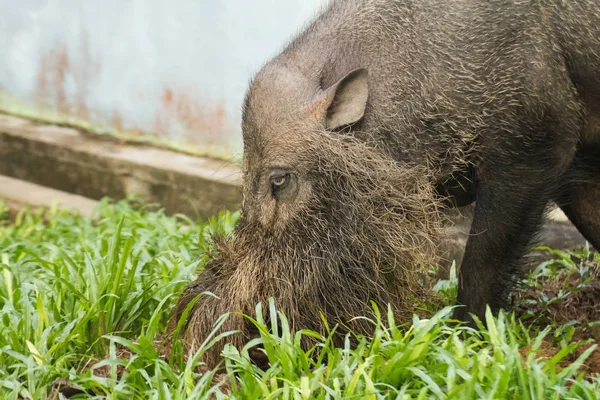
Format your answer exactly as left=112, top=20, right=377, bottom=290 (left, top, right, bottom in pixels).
left=453, top=155, right=572, bottom=324
left=556, top=148, right=600, bottom=250
left=559, top=182, right=600, bottom=249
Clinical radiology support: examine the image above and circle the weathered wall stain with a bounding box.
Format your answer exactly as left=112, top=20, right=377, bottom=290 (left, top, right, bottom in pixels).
left=32, top=40, right=233, bottom=150
left=32, top=37, right=235, bottom=153
left=35, top=37, right=98, bottom=120
left=154, top=87, right=230, bottom=148
left=110, top=110, right=124, bottom=132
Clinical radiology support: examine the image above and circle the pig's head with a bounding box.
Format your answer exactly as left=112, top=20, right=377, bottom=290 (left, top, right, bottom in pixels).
left=239, top=66, right=371, bottom=233
left=171, top=65, right=442, bottom=369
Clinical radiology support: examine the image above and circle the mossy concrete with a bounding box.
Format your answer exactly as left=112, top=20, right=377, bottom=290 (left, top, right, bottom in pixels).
left=0, top=114, right=241, bottom=219
left=0, top=174, right=98, bottom=220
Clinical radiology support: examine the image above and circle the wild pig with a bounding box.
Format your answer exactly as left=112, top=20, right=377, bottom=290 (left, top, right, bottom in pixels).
left=173, top=0, right=600, bottom=368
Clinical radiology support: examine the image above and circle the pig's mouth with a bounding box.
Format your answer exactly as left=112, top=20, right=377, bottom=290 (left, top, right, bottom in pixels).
left=170, top=133, right=443, bottom=369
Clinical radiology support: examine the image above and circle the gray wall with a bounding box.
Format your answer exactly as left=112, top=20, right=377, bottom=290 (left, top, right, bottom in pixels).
left=0, top=0, right=326, bottom=158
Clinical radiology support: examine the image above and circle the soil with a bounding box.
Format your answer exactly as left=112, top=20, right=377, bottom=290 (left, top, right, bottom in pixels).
left=513, top=249, right=600, bottom=378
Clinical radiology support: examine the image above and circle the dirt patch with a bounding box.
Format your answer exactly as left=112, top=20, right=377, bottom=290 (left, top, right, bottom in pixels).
left=51, top=337, right=230, bottom=399
left=514, top=251, right=600, bottom=324
left=518, top=333, right=599, bottom=379
left=519, top=341, right=570, bottom=371
left=514, top=249, right=600, bottom=377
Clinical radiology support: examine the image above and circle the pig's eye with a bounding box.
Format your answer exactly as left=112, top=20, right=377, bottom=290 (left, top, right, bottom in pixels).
left=270, top=173, right=290, bottom=195
left=271, top=174, right=289, bottom=188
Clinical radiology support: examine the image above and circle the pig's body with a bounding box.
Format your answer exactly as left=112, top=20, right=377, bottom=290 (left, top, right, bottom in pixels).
left=175, top=0, right=600, bottom=366
left=247, top=0, right=600, bottom=321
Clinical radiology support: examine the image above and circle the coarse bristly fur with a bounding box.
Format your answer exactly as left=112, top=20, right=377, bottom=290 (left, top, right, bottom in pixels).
left=171, top=132, right=443, bottom=369
left=171, top=0, right=600, bottom=368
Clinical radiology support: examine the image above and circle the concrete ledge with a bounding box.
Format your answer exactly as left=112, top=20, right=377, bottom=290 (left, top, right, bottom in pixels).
left=0, top=114, right=242, bottom=218
left=0, top=174, right=98, bottom=219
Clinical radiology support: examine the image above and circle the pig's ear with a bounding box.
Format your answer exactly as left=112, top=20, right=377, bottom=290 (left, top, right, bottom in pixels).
left=324, top=68, right=369, bottom=130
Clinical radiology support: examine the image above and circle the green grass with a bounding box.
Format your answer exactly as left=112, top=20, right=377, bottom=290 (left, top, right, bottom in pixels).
left=0, top=199, right=598, bottom=399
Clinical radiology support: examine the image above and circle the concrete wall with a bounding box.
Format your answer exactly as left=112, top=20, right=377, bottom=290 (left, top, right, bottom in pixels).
left=0, top=0, right=326, bottom=159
